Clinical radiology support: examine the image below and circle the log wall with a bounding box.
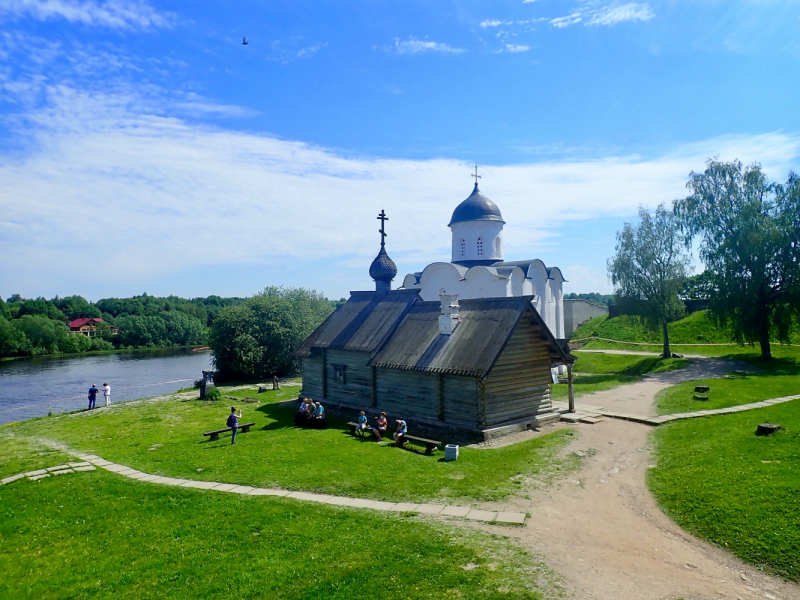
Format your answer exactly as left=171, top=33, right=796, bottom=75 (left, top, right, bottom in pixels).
left=483, top=315, right=553, bottom=427
left=301, top=355, right=324, bottom=398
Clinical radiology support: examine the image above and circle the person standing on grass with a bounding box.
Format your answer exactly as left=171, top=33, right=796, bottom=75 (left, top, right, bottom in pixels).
left=227, top=406, right=243, bottom=445
left=88, top=384, right=99, bottom=410
left=102, top=382, right=111, bottom=407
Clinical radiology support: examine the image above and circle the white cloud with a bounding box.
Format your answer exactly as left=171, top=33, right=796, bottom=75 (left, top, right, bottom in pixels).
left=480, top=19, right=510, bottom=28
left=384, top=37, right=464, bottom=55
left=588, top=3, right=654, bottom=26
left=1, top=83, right=798, bottom=298
left=0, top=0, right=173, bottom=29
left=550, top=12, right=583, bottom=28
left=505, top=44, right=530, bottom=52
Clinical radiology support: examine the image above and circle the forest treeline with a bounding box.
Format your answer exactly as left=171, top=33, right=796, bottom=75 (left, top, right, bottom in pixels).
left=0, top=293, right=245, bottom=358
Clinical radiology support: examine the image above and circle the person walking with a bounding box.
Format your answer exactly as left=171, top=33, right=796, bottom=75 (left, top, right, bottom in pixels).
left=87, top=384, right=99, bottom=410
left=227, top=406, right=242, bottom=445
left=102, top=383, right=111, bottom=407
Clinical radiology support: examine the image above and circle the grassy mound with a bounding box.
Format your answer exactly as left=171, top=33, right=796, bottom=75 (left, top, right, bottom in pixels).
left=648, top=402, right=800, bottom=581
left=0, top=471, right=554, bottom=599
left=572, top=311, right=733, bottom=344
left=1, top=387, right=578, bottom=504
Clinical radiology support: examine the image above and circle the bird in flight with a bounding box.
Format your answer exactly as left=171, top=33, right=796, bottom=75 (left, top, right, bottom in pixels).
left=242, top=37, right=248, bottom=45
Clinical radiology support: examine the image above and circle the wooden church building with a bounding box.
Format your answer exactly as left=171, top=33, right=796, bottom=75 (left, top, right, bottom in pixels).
left=296, top=206, right=575, bottom=441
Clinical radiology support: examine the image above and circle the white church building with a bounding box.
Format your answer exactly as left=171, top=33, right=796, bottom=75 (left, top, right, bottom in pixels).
left=400, top=181, right=567, bottom=339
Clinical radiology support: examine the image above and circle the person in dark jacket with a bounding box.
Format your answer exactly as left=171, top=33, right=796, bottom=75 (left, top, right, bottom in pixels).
left=227, top=407, right=242, bottom=445
left=88, top=384, right=99, bottom=410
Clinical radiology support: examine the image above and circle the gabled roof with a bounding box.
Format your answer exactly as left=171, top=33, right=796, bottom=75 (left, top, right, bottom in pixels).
left=295, top=289, right=419, bottom=357
left=69, top=318, right=104, bottom=328
left=370, top=296, right=573, bottom=377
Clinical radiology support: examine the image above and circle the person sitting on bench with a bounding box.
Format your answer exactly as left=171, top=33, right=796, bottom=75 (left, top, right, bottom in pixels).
left=356, top=411, right=368, bottom=433
left=294, top=398, right=312, bottom=426
left=393, top=418, right=407, bottom=444
left=373, top=412, right=388, bottom=441
left=314, top=402, right=325, bottom=420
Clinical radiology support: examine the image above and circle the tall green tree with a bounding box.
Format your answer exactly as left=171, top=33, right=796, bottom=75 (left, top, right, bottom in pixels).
left=210, top=287, right=335, bottom=381
left=608, top=205, right=691, bottom=358
left=675, top=160, right=800, bottom=360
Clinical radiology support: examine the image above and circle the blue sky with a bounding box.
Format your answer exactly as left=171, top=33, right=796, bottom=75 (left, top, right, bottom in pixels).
left=1, top=0, right=799, bottom=301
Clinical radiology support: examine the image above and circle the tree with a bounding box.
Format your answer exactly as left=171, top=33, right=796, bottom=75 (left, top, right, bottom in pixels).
left=608, top=205, right=691, bottom=358
left=210, top=287, right=335, bottom=381
left=675, top=159, right=800, bottom=360
left=0, top=317, right=29, bottom=357
left=12, top=315, right=69, bottom=355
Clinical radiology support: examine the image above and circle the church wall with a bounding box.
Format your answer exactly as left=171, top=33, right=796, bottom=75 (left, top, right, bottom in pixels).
left=375, top=368, right=439, bottom=422
left=450, top=221, right=503, bottom=263
left=324, top=349, right=373, bottom=406
left=301, top=355, right=324, bottom=398
left=442, top=374, right=480, bottom=429
left=483, top=315, right=553, bottom=427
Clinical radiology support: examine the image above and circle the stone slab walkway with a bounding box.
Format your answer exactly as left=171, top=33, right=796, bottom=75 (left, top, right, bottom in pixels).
left=553, top=393, right=800, bottom=426
left=1, top=453, right=526, bottom=526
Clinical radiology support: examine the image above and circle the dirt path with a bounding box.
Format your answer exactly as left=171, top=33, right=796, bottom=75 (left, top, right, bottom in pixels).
left=492, top=356, right=798, bottom=599
left=502, top=419, right=800, bottom=600
left=574, top=356, right=754, bottom=416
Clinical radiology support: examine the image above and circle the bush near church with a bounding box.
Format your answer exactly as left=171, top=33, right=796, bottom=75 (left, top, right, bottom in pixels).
left=209, top=287, right=336, bottom=382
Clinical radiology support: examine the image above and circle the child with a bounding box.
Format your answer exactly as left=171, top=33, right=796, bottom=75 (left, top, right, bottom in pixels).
left=357, top=410, right=368, bottom=433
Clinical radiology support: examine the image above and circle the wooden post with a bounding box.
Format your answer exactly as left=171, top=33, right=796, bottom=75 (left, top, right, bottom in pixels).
left=437, top=373, right=445, bottom=421
left=322, top=349, right=328, bottom=399
left=567, top=363, right=575, bottom=413
left=371, top=366, right=377, bottom=407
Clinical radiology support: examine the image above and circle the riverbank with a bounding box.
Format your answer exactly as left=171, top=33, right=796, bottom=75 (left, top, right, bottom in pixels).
left=0, top=344, right=210, bottom=363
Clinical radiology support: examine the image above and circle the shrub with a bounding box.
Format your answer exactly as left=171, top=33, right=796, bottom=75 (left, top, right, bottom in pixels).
left=204, top=388, right=222, bottom=401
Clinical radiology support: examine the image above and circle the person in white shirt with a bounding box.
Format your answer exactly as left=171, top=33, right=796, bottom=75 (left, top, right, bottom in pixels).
left=103, top=383, right=111, bottom=406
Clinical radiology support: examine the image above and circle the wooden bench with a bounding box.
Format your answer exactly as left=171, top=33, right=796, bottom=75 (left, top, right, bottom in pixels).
left=203, top=422, right=255, bottom=441
left=396, top=434, right=441, bottom=455
left=348, top=421, right=373, bottom=437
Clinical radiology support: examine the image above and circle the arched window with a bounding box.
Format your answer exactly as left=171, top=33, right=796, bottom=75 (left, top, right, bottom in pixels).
left=495, top=237, right=501, bottom=256
left=460, top=238, right=466, bottom=257
left=477, top=237, right=483, bottom=256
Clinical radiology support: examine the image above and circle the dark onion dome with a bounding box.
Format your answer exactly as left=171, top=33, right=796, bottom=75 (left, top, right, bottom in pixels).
left=369, top=245, right=397, bottom=282
left=448, top=183, right=505, bottom=226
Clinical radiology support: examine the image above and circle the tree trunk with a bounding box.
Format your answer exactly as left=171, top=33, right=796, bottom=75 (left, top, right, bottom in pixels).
left=662, top=321, right=671, bottom=359
left=759, top=316, right=772, bottom=360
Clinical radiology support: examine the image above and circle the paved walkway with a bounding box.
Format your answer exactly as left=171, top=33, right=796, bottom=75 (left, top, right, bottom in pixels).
left=553, top=393, right=800, bottom=426
left=0, top=453, right=526, bottom=525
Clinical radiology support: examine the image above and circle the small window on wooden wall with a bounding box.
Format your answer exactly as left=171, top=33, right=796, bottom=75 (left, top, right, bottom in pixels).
left=333, top=364, right=346, bottom=384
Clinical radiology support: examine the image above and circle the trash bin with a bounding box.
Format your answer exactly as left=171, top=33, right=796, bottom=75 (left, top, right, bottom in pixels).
left=444, top=444, right=459, bottom=461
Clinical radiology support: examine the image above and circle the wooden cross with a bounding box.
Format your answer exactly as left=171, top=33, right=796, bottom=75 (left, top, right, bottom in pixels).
left=377, top=209, right=388, bottom=246
left=472, top=165, right=481, bottom=185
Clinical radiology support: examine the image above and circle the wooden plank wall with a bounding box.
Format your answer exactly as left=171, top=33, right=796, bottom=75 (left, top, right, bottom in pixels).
left=483, top=315, right=553, bottom=427
left=325, top=349, right=372, bottom=406
left=301, top=355, right=324, bottom=398
left=375, top=368, right=439, bottom=421
left=442, top=374, right=480, bottom=430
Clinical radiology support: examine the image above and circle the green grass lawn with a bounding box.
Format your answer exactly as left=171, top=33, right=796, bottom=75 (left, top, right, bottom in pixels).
left=648, top=402, right=800, bottom=581
left=1, top=387, right=579, bottom=504
left=0, top=470, right=556, bottom=599
left=655, top=372, right=800, bottom=415
left=551, top=354, right=688, bottom=401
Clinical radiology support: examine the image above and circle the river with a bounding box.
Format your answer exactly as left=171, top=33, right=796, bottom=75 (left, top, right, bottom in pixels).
left=0, top=348, right=212, bottom=425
